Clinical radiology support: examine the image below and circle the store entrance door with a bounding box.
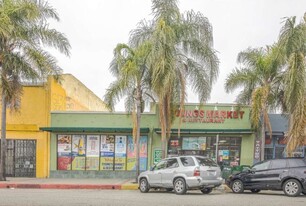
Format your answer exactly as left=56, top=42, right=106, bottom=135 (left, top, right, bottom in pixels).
left=5, top=140, right=36, bottom=177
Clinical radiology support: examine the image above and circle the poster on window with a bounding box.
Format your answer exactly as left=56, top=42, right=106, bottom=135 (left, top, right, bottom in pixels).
left=57, top=135, right=72, bottom=170
left=139, top=136, right=148, bottom=171
left=115, top=136, right=127, bottom=170
left=86, top=135, right=100, bottom=170
left=198, top=137, right=207, bottom=150
left=71, top=135, right=86, bottom=170
left=100, top=135, right=114, bottom=170
left=127, top=136, right=136, bottom=171
left=182, top=137, right=199, bottom=150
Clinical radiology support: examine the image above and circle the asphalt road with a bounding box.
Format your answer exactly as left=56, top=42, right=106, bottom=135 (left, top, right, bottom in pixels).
left=0, top=189, right=305, bottom=206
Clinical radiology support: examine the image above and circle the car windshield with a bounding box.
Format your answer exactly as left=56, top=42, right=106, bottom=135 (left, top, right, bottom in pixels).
left=196, top=157, right=218, bottom=167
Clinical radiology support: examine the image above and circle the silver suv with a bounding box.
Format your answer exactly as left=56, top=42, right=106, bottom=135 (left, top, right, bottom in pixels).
left=138, top=155, right=223, bottom=195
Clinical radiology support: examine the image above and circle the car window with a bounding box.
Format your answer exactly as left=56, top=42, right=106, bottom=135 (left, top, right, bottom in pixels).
left=252, top=161, right=270, bottom=171
left=180, top=157, right=195, bottom=167
left=166, top=158, right=179, bottom=169
left=270, top=159, right=287, bottom=169
left=288, top=159, right=306, bottom=167
left=196, top=157, right=218, bottom=167
left=154, top=160, right=167, bottom=170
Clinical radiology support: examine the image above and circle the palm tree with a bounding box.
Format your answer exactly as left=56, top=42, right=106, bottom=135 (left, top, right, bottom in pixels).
left=104, top=42, right=153, bottom=181
left=277, top=14, right=306, bottom=156
left=0, top=0, right=70, bottom=181
left=225, top=46, right=283, bottom=161
left=129, top=0, right=219, bottom=158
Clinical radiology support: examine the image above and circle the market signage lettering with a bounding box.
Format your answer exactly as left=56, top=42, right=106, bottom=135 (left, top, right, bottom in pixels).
left=175, top=109, right=245, bottom=123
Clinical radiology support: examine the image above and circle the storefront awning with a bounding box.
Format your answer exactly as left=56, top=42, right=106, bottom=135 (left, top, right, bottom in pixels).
left=154, top=128, right=253, bottom=134
left=40, top=127, right=150, bottom=133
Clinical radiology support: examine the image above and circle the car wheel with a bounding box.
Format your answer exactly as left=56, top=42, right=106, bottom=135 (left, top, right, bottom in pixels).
left=231, top=180, right=244, bottom=193
left=250, top=189, right=260, bottom=193
left=174, top=178, right=187, bottom=195
left=283, top=179, right=302, bottom=197
left=200, top=188, right=213, bottom=194
left=139, top=178, right=150, bottom=193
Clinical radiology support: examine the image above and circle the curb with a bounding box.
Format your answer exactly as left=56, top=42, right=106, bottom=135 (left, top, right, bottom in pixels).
left=0, top=182, right=229, bottom=191
left=0, top=183, right=121, bottom=190
left=121, top=183, right=138, bottom=190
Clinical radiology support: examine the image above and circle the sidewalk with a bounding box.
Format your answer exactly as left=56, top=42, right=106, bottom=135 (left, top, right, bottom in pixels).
left=0, top=177, right=231, bottom=192
left=0, top=177, right=139, bottom=190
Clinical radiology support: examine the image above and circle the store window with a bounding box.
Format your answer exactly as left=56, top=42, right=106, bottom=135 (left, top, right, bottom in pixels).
left=264, top=148, right=274, bottom=160
left=168, top=136, right=241, bottom=167
left=57, top=134, right=148, bottom=171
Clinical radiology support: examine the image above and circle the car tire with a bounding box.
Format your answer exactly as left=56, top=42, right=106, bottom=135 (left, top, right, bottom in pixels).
left=250, top=189, right=260, bottom=193
left=231, top=179, right=244, bottom=193
left=283, top=179, right=302, bottom=197
left=200, top=188, right=213, bottom=194
left=139, top=178, right=150, bottom=193
left=302, top=191, right=306, bottom=195
left=174, top=178, right=187, bottom=195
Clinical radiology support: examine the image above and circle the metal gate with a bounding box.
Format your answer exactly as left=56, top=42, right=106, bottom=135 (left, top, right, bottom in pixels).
left=4, top=140, right=36, bottom=177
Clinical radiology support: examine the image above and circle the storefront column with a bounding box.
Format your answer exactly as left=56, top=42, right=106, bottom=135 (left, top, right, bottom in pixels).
left=215, top=134, right=219, bottom=161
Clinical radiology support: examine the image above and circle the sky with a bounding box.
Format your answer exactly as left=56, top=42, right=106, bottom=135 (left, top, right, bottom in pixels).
left=47, top=0, right=306, bottom=111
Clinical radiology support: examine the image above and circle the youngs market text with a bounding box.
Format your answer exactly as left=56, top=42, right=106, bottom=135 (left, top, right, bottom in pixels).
left=175, top=109, right=245, bottom=123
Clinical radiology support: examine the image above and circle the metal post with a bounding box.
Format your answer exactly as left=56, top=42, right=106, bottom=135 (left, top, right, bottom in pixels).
left=215, top=134, right=219, bottom=162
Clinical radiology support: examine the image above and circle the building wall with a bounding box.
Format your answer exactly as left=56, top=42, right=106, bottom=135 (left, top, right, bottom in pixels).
left=59, top=74, right=107, bottom=111
left=1, top=74, right=107, bottom=178
left=48, top=104, right=256, bottom=177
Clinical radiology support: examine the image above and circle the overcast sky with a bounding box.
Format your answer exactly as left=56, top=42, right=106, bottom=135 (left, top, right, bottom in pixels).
left=47, top=0, right=306, bottom=111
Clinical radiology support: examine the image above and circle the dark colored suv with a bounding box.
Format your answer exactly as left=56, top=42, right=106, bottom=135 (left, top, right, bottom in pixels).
left=226, top=158, right=306, bottom=197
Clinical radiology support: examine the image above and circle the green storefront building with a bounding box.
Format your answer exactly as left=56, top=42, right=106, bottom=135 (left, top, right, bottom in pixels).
left=42, top=103, right=256, bottom=178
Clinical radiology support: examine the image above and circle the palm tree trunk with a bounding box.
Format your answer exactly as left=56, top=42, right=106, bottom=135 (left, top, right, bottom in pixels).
left=0, top=93, right=7, bottom=181
left=260, top=115, right=265, bottom=161
left=161, top=99, right=167, bottom=159
left=135, top=86, right=141, bottom=183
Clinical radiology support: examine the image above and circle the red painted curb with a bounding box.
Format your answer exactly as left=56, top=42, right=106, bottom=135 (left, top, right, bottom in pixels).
left=0, top=183, right=121, bottom=190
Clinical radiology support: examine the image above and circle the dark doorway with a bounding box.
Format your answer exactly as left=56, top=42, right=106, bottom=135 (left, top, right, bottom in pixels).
left=4, top=140, right=36, bottom=177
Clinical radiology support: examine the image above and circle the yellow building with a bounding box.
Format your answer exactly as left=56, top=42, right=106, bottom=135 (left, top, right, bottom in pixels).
left=1, top=74, right=107, bottom=178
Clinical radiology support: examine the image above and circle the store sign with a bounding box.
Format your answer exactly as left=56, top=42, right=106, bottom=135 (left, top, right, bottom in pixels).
left=175, top=109, right=245, bottom=123
left=254, top=140, right=261, bottom=160
left=153, top=149, right=162, bottom=164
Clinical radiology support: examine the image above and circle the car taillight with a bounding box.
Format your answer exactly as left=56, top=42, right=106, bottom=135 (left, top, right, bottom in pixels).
left=194, top=167, right=200, bottom=176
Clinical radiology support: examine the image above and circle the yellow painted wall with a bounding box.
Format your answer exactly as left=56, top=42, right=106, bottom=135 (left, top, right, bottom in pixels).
left=4, top=85, right=50, bottom=178
left=1, top=74, right=107, bottom=178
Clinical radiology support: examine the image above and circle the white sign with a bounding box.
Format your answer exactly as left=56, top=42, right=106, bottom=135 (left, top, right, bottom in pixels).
left=86, top=135, right=100, bottom=157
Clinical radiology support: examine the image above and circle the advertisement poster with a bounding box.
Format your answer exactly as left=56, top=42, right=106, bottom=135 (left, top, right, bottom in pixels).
left=86, top=135, right=100, bottom=170
left=139, top=136, right=148, bottom=171
left=198, top=137, right=207, bottom=150
left=86, top=135, right=100, bottom=157
left=100, top=135, right=114, bottom=170
left=127, top=136, right=136, bottom=171
left=182, top=137, right=199, bottom=150
left=223, top=150, right=229, bottom=160
left=153, top=149, right=162, bottom=164
left=115, top=136, right=127, bottom=170
left=71, top=135, right=86, bottom=170
left=57, top=135, right=72, bottom=170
